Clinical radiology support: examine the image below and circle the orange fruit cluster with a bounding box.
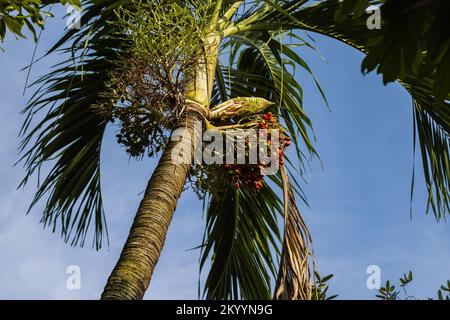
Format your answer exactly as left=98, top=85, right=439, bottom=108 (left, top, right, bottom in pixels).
left=223, top=112, right=291, bottom=191
left=278, top=134, right=291, bottom=166
left=258, top=111, right=275, bottom=129
left=224, top=164, right=264, bottom=190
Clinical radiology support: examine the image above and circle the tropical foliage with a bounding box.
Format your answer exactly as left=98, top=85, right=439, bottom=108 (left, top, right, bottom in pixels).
left=333, top=0, right=450, bottom=219
left=377, top=271, right=450, bottom=300
left=0, top=0, right=80, bottom=42
left=311, top=272, right=337, bottom=300
left=14, top=0, right=450, bottom=300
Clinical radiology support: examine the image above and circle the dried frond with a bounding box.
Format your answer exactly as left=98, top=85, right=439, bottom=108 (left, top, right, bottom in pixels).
left=274, top=165, right=314, bottom=300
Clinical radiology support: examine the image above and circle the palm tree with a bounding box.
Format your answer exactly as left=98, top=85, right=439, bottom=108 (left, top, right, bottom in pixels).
left=18, top=0, right=449, bottom=300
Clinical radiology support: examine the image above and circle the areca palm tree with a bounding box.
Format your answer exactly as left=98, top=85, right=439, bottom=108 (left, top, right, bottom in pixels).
left=18, top=0, right=449, bottom=300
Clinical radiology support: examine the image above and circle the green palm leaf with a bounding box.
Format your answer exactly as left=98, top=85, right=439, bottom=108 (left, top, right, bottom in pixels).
left=19, top=0, right=127, bottom=248
left=202, top=12, right=323, bottom=298
left=200, top=181, right=281, bottom=300
left=223, top=0, right=449, bottom=219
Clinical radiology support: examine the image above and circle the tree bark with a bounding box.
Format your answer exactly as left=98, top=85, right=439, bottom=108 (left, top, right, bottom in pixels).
left=101, top=33, right=220, bottom=300
left=101, top=109, right=203, bottom=300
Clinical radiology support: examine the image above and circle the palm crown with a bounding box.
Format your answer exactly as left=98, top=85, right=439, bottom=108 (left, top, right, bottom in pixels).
left=14, top=0, right=450, bottom=300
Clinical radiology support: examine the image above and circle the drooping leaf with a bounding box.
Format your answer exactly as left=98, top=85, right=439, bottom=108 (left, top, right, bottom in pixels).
left=19, top=0, right=130, bottom=248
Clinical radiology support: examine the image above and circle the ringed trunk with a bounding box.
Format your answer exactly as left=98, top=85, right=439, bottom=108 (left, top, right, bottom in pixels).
left=101, top=34, right=220, bottom=300
left=101, top=110, right=203, bottom=300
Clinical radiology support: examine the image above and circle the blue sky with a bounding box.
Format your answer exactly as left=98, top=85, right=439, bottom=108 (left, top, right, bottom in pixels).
left=0, top=9, right=449, bottom=299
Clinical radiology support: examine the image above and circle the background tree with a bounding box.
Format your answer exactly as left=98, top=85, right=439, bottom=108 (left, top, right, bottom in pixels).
left=377, top=271, right=450, bottom=300
left=0, top=0, right=80, bottom=44
left=17, top=0, right=450, bottom=300
left=334, top=0, right=450, bottom=218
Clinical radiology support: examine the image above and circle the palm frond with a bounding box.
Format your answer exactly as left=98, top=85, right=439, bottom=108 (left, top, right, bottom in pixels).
left=200, top=180, right=282, bottom=300
left=201, top=16, right=323, bottom=299
left=274, top=165, right=313, bottom=300
left=219, top=33, right=323, bottom=170
left=19, top=0, right=126, bottom=249
left=223, top=0, right=450, bottom=219
left=200, top=164, right=313, bottom=299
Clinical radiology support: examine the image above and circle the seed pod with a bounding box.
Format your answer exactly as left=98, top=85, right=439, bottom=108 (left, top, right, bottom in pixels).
left=209, top=97, right=275, bottom=120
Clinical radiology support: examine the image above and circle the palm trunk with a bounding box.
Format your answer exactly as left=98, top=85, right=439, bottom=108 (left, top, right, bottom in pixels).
left=101, top=34, right=220, bottom=300
left=101, top=110, right=202, bottom=300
